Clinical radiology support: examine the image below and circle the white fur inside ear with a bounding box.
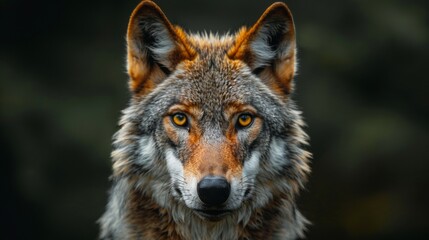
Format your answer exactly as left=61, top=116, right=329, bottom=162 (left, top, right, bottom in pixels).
left=250, top=25, right=277, bottom=69
left=131, top=19, right=176, bottom=70
left=249, top=22, right=294, bottom=70
left=146, top=22, right=175, bottom=69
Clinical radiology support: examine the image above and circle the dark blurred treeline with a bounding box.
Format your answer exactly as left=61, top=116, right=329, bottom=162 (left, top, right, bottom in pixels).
left=1, top=0, right=428, bottom=239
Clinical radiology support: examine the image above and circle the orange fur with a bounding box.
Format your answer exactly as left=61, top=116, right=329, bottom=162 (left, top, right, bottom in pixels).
left=228, top=2, right=296, bottom=94
left=126, top=1, right=196, bottom=95
left=100, top=2, right=311, bottom=239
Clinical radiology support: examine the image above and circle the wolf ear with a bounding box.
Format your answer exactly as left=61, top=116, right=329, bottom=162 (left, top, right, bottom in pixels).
left=126, top=1, right=196, bottom=95
left=228, top=2, right=296, bottom=94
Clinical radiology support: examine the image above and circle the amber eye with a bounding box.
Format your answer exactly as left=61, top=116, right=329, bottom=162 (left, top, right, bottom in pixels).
left=237, top=114, right=253, bottom=128
left=171, top=113, right=188, bottom=127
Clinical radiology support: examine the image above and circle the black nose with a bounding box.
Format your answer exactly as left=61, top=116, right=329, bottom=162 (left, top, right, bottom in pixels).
left=197, top=176, right=231, bottom=206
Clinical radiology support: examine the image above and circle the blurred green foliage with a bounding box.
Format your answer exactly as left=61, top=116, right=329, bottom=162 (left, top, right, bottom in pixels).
left=1, top=0, right=428, bottom=239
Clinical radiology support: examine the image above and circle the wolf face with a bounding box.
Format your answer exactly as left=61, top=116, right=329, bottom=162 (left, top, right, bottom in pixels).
left=101, top=1, right=311, bottom=239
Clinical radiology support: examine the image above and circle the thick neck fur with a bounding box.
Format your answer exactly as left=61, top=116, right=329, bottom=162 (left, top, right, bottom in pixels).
left=101, top=176, right=305, bottom=240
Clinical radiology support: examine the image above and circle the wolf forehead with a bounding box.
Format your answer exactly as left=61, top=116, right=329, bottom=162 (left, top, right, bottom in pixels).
left=146, top=38, right=264, bottom=105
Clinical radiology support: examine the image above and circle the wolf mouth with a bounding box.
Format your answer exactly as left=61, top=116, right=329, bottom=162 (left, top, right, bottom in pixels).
left=193, top=209, right=232, bottom=221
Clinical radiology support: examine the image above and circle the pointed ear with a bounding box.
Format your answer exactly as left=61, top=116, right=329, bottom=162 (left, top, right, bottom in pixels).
left=126, top=1, right=196, bottom=95
left=228, top=2, right=297, bottom=95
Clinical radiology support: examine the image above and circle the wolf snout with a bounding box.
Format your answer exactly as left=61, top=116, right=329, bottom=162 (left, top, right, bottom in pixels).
left=197, top=176, right=231, bottom=206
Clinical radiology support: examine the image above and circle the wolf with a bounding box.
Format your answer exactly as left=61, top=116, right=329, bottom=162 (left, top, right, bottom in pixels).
left=99, top=1, right=311, bottom=239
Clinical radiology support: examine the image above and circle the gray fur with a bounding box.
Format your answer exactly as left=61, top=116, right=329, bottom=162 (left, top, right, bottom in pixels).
left=100, top=2, right=311, bottom=239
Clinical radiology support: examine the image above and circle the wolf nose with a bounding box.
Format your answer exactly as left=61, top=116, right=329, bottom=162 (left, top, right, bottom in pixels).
left=197, top=176, right=231, bottom=206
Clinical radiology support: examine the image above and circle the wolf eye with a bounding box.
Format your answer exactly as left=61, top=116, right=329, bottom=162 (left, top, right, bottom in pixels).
left=171, top=113, right=188, bottom=127
left=236, top=114, right=253, bottom=128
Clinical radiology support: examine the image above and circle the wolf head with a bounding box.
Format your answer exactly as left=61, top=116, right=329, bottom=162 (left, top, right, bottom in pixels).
left=111, top=1, right=310, bottom=223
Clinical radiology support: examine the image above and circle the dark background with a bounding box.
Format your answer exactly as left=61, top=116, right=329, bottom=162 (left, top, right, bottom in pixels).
left=1, top=0, right=428, bottom=239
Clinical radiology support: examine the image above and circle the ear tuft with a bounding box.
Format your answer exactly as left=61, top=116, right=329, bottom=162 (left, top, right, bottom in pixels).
left=228, top=2, right=297, bottom=95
